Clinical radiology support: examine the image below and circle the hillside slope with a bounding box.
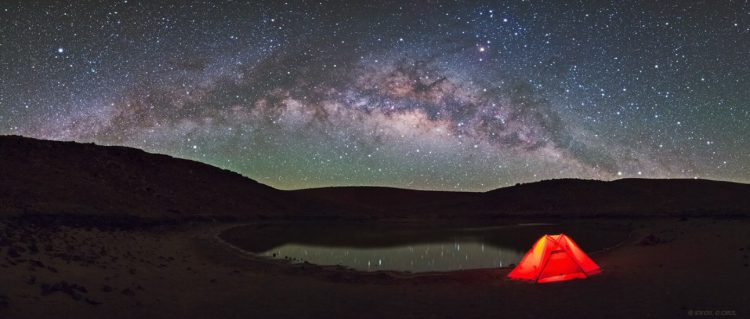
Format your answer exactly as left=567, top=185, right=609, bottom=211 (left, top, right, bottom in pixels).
left=0, top=136, right=301, bottom=220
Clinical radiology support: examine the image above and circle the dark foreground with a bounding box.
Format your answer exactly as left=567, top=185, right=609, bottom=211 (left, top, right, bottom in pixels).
left=1, top=218, right=748, bottom=319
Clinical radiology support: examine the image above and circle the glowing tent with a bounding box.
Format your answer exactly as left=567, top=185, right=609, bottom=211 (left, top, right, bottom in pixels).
left=508, top=234, right=601, bottom=283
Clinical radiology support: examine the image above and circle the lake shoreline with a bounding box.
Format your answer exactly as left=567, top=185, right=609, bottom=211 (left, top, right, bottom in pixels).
left=217, top=220, right=631, bottom=274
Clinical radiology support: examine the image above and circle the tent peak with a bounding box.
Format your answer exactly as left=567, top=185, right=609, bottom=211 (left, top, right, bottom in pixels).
left=508, top=233, right=601, bottom=283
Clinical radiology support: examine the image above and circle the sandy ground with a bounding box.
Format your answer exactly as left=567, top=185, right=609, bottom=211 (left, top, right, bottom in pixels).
left=1, top=218, right=748, bottom=319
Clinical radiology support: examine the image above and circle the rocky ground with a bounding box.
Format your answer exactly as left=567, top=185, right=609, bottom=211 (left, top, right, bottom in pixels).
left=1, top=218, right=748, bottom=319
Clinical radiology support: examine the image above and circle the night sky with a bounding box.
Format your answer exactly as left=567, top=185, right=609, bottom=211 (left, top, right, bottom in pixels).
left=1, top=1, right=748, bottom=191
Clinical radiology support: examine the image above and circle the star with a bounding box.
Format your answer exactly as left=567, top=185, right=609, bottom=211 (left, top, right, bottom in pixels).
left=0, top=1, right=746, bottom=190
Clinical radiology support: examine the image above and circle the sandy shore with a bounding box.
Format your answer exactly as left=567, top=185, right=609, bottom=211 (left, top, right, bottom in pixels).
left=1, top=218, right=748, bottom=319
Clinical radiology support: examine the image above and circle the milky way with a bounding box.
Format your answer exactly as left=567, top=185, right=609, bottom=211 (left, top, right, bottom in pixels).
left=1, top=1, right=748, bottom=190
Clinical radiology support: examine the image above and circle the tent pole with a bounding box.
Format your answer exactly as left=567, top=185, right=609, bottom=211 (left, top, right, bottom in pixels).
left=534, top=235, right=553, bottom=282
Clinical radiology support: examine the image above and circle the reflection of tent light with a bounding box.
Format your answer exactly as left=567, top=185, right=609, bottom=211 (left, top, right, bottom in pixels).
left=508, top=234, right=601, bottom=283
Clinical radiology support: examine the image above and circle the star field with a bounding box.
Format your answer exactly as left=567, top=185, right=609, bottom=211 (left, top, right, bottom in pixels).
left=1, top=1, right=748, bottom=190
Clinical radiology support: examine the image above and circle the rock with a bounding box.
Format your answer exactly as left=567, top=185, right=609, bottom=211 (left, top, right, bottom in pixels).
left=639, top=231, right=676, bottom=246
left=40, top=281, right=88, bottom=301
left=7, top=247, right=21, bottom=258
left=40, top=283, right=54, bottom=296
left=70, top=291, right=83, bottom=301
left=28, top=260, right=45, bottom=268
left=72, top=283, right=88, bottom=293
left=28, top=242, right=39, bottom=254
left=85, top=297, right=102, bottom=305
left=121, top=288, right=135, bottom=296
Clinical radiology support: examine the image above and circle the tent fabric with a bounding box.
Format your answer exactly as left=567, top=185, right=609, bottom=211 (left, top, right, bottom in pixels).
left=507, top=234, right=601, bottom=283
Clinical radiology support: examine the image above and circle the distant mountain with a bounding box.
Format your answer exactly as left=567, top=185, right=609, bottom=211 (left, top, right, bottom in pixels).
left=1, top=135, right=749, bottom=222
left=467, top=178, right=750, bottom=218
left=293, top=179, right=750, bottom=219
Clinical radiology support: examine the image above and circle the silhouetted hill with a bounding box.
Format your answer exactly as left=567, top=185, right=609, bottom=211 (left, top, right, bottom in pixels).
left=1, top=135, right=749, bottom=222
left=470, top=178, right=750, bottom=217
left=0, top=135, right=306, bottom=221
left=293, top=179, right=750, bottom=219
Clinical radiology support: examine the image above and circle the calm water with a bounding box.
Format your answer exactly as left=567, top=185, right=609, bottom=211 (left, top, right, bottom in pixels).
left=221, top=222, right=628, bottom=273
left=258, top=240, right=524, bottom=272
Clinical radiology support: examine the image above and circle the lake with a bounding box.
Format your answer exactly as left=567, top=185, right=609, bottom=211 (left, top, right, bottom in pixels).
left=220, top=222, right=629, bottom=273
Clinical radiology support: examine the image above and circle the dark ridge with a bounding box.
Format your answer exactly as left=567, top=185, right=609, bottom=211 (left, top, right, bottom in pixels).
left=471, top=178, right=750, bottom=218
left=292, top=178, right=750, bottom=219
left=0, top=135, right=322, bottom=221
left=2, top=135, right=749, bottom=221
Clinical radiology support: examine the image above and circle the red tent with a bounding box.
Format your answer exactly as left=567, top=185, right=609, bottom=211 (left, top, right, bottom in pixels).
left=507, top=234, right=601, bottom=283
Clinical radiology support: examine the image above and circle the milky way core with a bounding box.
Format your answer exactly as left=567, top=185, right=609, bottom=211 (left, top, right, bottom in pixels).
left=1, top=1, right=748, bottom=190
